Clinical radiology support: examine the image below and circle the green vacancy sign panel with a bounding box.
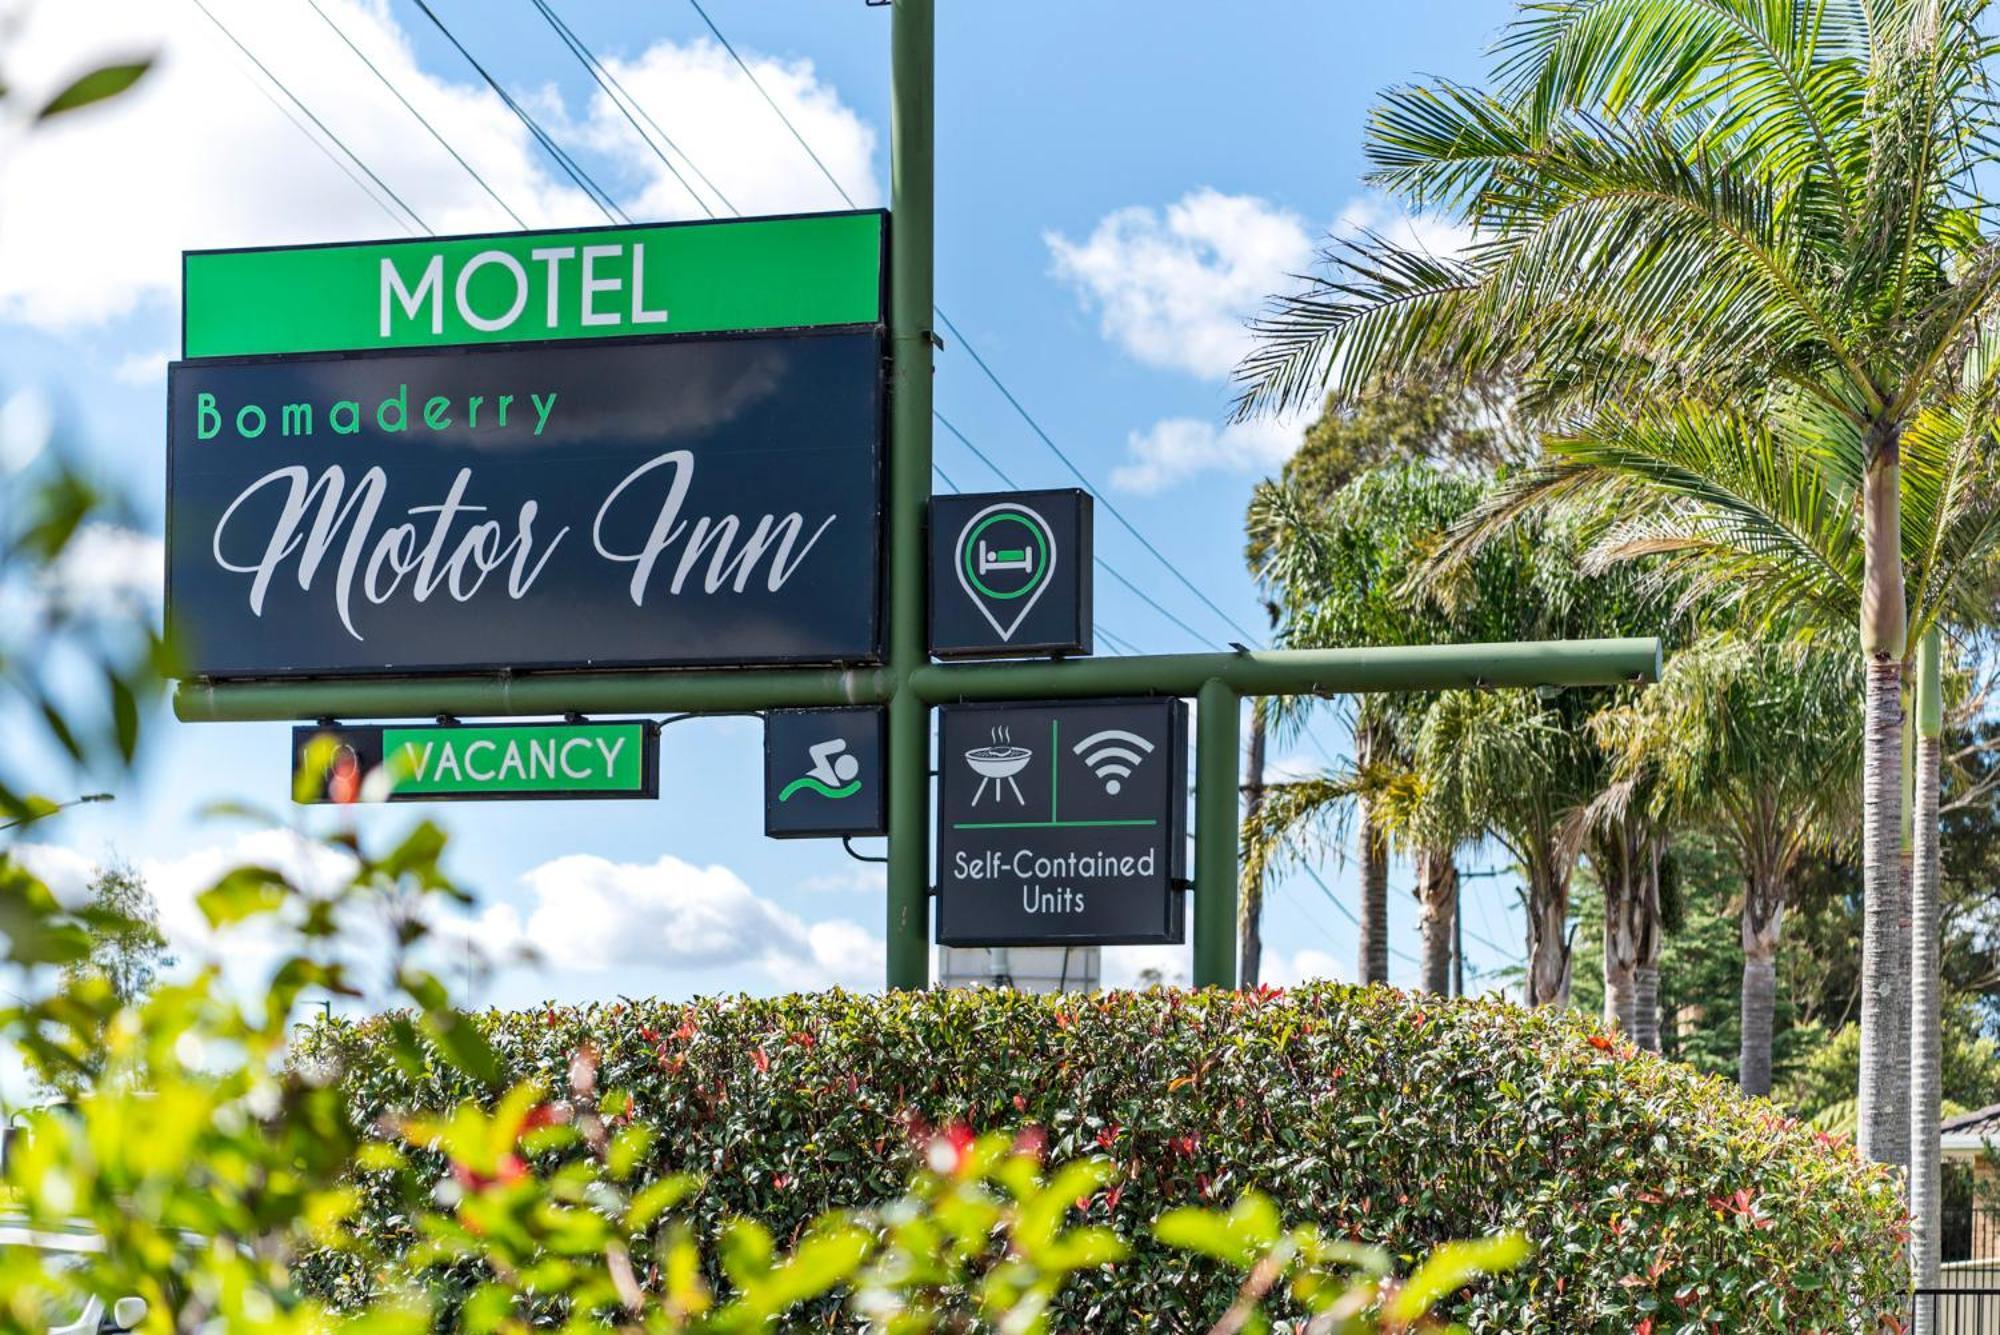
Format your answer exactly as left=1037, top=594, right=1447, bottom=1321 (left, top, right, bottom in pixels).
left=292, top=721, right=658, bottom=803
left=185, top=211, right=885, bottom=357
left=936, top=698, right=1187, bottom=946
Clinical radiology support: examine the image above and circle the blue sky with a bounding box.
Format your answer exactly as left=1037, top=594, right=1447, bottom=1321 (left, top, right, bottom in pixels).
left=1, top=0, right=1533, bottom=1012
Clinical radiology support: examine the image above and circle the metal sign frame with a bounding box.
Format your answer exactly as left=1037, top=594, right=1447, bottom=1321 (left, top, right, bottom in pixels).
left=168, top=0, right=1664, bottom=992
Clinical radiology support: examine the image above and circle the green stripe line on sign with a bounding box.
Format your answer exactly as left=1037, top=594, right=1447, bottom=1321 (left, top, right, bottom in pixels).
left=184, top=211, right=884, bottom=358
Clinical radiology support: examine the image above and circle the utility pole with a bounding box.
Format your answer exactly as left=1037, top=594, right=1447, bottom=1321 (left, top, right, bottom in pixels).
left=883, top=0, right=935, bottom=989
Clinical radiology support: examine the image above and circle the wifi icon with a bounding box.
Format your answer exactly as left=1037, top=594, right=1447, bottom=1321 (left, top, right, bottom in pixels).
left=1072, top=728, right=1156, bottom=795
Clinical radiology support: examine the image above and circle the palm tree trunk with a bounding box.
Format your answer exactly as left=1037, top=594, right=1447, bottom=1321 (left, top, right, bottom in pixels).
left=1632, top=835, right=1664, bottom=1052
left=1857, top=430, right=1907, bottom=1169
left=1239, top=698, right=1269, bottom=987
left=1911, top=630, right=1944, bottom=1311
left=1600, top=826, right=1639, bottom=1034
left=1414, top=846, right=1456, bottom=995
left=1359, top=804, right=1389, bottom=984
left=1738, top=866, right=1784, bottom=1098
left=1356, top=719, right=1389, bottom=985
left=1525, top=852, right=1572, bottom=1008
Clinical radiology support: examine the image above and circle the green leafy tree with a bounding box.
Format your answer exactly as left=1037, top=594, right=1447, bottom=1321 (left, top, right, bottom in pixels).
left=1233, top=0, right=2000, bottom=1178
left=37, top=862, right=174, bottom=1101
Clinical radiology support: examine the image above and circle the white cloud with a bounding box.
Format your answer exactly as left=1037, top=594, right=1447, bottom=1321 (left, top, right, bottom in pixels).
left=11, top=843, right=99, bottom=909
left=1101, top=943, right=1189, bottom=989
left=1264, top=947, right=1346, bottom=987
left=1110, top=414, right=1301, bottom=495
left=799, top=865, right=886, bottom=895
left=475, top=852, right=883, bottom=991
left=0, top=0, right=875, bottom=331
left=1046, top=188, right=1315, bottom=381
left=1050, top=188, right=1473, bottom=493
left=41, top=522, right=162, bottom=616
left=1333, top=193, right=1472, bottom=263
left=584, top=40, right=877, bottom=218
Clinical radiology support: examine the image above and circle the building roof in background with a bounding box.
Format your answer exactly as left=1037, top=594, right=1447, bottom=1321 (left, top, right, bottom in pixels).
left=1942, top=1103, right=2000, bottom=1154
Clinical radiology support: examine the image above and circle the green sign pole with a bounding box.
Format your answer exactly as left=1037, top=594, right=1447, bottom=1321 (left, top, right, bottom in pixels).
left=884, top=0, right=936, bottom=991
left=1192, top=679, right=1242, bottom=988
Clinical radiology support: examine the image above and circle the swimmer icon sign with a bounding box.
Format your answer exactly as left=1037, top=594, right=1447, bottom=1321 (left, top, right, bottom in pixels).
left=764, top=708, right=888, bottom=839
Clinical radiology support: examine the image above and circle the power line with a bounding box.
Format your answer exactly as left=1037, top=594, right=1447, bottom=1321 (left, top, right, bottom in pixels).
left=530, top=0, right=714, bottom=219
left=665, top=0, right=1265, bottom=653
left=218, top=36, right=413, bottom=234
left=686, top=0, right=856, bottom=209
left=305, top=0, right=526, bottom=229
left=544, top=1, right=738, bottom=214
left=188, top=0, right=431, bottom=234
left=932, top=310, right=1266, bottom=647
left=409, top=0, right=627, bottom=224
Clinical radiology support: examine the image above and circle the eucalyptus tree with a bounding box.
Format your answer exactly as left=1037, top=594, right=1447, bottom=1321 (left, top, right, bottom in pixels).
left=1234, top=0, right=2000, bottom=1168
left=1593, top=635, right=1862, bottom=1095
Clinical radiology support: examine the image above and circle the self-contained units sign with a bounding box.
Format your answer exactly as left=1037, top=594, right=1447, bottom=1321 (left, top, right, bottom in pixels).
left=936, top=698, right=1187, bottom=946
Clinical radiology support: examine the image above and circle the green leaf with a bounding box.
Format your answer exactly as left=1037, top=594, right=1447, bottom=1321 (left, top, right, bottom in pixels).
left=195, top=865, right=290, bottom=927
left=1386, top=1232, right=1530, bottom=1322
left=38, top=59, right=152, bottom=119
left=421, top=1008, right=501, bottom=1087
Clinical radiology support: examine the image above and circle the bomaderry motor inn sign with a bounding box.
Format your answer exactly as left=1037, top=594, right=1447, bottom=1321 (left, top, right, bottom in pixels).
left=169, top=212, right=887, bottom=679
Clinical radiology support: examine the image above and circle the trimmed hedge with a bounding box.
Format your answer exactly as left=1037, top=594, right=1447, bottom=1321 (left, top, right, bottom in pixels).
left=299, top=984, right=1903, bottom=1331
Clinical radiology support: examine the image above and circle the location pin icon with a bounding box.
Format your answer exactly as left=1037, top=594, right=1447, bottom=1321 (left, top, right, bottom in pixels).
left=954, top=502, right=1056, bottom=644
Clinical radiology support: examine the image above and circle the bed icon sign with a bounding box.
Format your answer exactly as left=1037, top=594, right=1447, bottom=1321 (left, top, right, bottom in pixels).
left=956, top=502, right=1055, bottom=641
left=930, top=489, right=1093, bottom=659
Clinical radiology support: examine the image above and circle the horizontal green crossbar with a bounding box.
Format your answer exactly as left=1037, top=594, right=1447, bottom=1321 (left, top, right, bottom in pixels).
left=171, top=638, right=1661, bottom=723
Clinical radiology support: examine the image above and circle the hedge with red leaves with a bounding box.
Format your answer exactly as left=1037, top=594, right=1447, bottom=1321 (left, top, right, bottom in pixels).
left=297, top=983, right=1904, bottom=1331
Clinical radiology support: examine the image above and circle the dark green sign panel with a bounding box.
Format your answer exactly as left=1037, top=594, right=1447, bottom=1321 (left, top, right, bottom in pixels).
left=936, top=698, right=1187, bottom=946
left=293, top=721, right=658, bottom=802
left=185, top=211, right=885, bottom=358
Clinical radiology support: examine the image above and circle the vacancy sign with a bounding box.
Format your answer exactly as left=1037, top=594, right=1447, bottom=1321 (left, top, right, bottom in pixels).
left=292, top=721, right=659, bottom=803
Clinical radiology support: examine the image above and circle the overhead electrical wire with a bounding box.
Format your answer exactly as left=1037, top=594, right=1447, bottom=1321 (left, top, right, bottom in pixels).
left=529, top=0, right=716, bottom=219
left=188, top=0, right=431, bottom=234
left=304, top=0, right=527, bottom=228
left=409, top=0, right=627, bottom=224
left=218, top=40, right=414, bottom=234
left=686, top=0, right=857, bottom=211
left=669, top=0, right=1265, bottom=649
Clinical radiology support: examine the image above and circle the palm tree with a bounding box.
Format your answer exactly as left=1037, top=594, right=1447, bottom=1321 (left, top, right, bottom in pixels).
left=1247, top=466, right=1671, bottom=1004
left=1593, top=634, right=1862, bottom=1094
left=1240, top=383, right=1526, bottom=985
left=1235, top=0, right=2000, bottom=1168
left=1246, top=468, right=1479, bottom=987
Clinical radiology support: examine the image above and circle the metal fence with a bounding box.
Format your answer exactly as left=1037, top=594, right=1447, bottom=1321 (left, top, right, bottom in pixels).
left=1912, top=1207, right=2000, bottom=1333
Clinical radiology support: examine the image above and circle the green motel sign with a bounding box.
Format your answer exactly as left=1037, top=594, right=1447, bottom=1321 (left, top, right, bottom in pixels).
left=184, top=211, right=885, bottom=357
